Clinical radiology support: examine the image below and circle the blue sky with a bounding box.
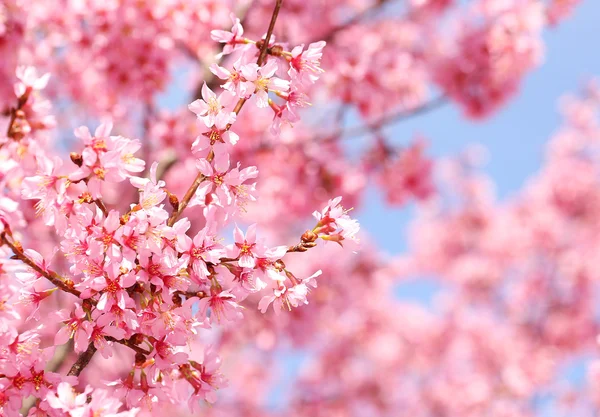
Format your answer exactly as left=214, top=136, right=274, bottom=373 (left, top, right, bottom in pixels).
left=357, top=0, right=600, bottom=254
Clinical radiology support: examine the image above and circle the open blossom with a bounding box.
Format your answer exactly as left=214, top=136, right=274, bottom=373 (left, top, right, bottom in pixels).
left=178, top=227, right=223, bottom=283
left=46, top=382, right=89, bottom=412
left=210, top=13, right=246, bottom=57
left=14, top=65, right=50, bottom=97
left=210, top=60, right=254, bottom=98
left=46, top=383, right=137, bottom=417
left=130, top=162, right=167, bottom=210
left=197, top=288, right=243, bottom=324
left=289, top=41, right=326, bottom=86
left=54, top=304, right=93, bottom=353
left=192, top=154, right=258, bottom=211
left=188, top=83, right=236, bottom=127
left=69, top=122, right=145, bottom=194
left=227, top=224, right=258, bottom=268
left=313, top=197, right=360, bottom=244
left=191, top=111, right=240, bottom=154
left=242, top=60, right=290, bottom=108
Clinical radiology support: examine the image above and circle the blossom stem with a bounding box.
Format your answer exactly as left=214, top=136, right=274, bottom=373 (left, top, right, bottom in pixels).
left=174, top=290, right=207, bottom=299
left=94, top=198, right=109, bottom=216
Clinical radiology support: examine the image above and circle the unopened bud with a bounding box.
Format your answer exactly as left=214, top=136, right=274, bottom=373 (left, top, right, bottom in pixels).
left=301, top=230, right=318, bottom=243
left=168, top=192, right=179, bottom=211
left=130, top=333, right=144, bottom=345
left=70, top=152, right=83, bottom=167
left=270, top=44, right=284, bottom=56
left=82, top=299, right=93, bottom=312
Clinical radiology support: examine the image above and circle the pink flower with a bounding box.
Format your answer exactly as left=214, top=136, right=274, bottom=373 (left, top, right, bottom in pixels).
left=149, top=336, right=188, bottom=370
left=89, top=313, right=126, bottom=359
left=228, top=224, right=258, bottom=268
left=18, top=286, right=54, bottom=321
left=93, top=264, right=136, bottom=312
left=210, top=60, right=254, bottom=98
left=178, top=227, right=222, bottom=284
left=46, top=382, right=89, bottom=412
left=313, top=197, right=360, bottom=244
left=210, top=13, right=245, bottom=56
left=130, top=162, right=167, bottom=210
left=288, top=41, right=326, bottom=86
left=21, top=154, right=68, bottom=222
left=197, top=288, right=242, bottom=323
left=191, top=112, right=239, bottom=154
left=241, top=60, right=290, bottom=108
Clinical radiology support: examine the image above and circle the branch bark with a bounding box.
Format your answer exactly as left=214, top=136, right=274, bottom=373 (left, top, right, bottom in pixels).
left=67, top=344, right=98, bottom=377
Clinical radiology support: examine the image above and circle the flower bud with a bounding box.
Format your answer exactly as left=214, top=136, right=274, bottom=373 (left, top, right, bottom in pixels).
left=301, top=230, right=318, bottom=243
left=168, top=192, right=179, bottom=211
left=70, top=152, right=83, bottom=167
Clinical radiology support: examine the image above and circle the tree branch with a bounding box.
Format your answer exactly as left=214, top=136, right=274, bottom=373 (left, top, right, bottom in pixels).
left=1, top=233, right=82, bottom=298
left=67, top=344, right=98, bottom=377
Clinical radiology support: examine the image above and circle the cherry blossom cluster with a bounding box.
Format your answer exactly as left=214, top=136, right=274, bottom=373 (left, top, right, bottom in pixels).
left=0, top=0, right=593, bottom=416
left=0, top=15, right=359, bottom=415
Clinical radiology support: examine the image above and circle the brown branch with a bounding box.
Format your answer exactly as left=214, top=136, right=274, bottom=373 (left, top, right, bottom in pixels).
left=1, top=233, right=82, bottom=298
left=166, top=172, right=207, bottom=227
left=167, top=0, right=284, bottom=227
left=93, top=198, right=108, bottom=216
left=67, top=344, right=98, bottom=377
left=256, top=0, right=283, bottom=66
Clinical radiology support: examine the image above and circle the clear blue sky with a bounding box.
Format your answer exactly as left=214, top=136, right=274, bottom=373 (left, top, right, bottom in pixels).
left=358, top=0, right=600, bottom=254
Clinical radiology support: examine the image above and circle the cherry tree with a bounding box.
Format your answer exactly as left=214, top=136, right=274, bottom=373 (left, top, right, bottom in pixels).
left=0, top=0, right=597, bottom=416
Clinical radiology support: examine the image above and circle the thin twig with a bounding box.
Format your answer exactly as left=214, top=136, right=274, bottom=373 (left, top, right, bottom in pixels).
left=256, top=0, right=283, bottom=66
left=1, top=233, right=82, bottom=298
